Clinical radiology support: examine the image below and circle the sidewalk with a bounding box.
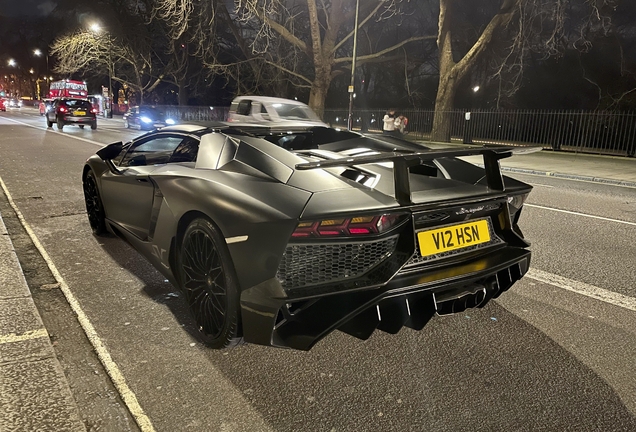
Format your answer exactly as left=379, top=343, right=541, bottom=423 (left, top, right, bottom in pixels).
left=0, top=214, right=86, bottom=431
left=0, top=139, right=634, bottom=432
left=423, top=141, right=636, bottom=187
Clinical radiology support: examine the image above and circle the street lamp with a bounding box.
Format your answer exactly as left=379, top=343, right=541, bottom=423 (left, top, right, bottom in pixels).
left=8, top=59, right=16, bottom=67
left=347, top=0, right=360, bottom=131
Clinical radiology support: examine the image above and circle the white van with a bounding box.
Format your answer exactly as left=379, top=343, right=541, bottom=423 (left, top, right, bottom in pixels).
left=227, top=96, right=327, bottom=127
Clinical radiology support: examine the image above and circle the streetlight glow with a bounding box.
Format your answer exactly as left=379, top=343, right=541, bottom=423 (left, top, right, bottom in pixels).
left=34, top=49, right=42, bottom=56
left=90, top=23, right=102, bottom=33
left=8, top=59, right=16, bottom=67
left=473, top=86, right=480, bottom=92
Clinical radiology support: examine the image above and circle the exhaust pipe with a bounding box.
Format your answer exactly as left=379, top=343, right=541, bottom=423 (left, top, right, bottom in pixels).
left=434, top=285, right=487, bottom=315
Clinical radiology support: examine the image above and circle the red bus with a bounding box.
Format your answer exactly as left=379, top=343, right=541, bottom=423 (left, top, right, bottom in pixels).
left=48, top=80, right=88, bottom=99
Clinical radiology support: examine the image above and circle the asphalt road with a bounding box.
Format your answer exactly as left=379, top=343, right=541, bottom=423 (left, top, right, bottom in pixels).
left=1, top=108, right=635, bottom=431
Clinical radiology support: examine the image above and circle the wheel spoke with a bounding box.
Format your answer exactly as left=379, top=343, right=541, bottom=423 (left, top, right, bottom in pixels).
left=181, top=224, right=229, bottom=340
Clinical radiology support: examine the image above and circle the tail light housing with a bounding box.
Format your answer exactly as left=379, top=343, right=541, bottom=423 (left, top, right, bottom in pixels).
left=58, top=106, right=67, bottom=113
left=291, top=213, right=408, bottom=238
left=91, top=108, right=98, bottom=113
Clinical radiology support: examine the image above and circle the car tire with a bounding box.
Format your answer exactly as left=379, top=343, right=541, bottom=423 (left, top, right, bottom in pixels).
left=91, top=121, right=97, bottom=130
left=178, top=217, right=243, bottom=349
left=82, top=170, right=108, bottom=236
left=56, top=118, right=64, bottom=130
left=79, top=125, right=85, bottom=129
left=124, top=118, right=129, bottom=128
left=46, top=117, right=53, bottom=128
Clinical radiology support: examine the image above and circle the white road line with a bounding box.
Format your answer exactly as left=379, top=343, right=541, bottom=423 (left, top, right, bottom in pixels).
left=525, top=203, right=636, bottom=227
left=528, top=183, right=555, bottom=188
left=526, top=268, right=636, bottom=312
left=0, top=175, right=156, bottom=432
left=0, top=328, right=49, bottom=345
left=2, top=116, right=107, bottom=147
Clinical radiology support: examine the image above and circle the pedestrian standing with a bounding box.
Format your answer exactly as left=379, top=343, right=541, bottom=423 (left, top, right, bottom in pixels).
left=383, top=109, right=398, bottom=136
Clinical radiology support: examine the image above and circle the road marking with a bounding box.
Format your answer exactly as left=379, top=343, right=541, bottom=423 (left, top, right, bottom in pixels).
left=2, top=116, right=110, bottom=147
left=0, top=174, right=156, bottom=432
left=525, top=203, right=636, bottom=227
left=0, top=328, right=49, bottom=345
left=528, top=183, right=555, bottom=188
left=526, top=268, right=636, bottom=312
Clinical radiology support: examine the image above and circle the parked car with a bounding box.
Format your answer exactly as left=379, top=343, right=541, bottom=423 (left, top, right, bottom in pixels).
left=46, top=98, right=97, bottom=130
left=123, top=106, right=176, bottom=130
left=0, top=99, right=6, bottom=112
left=82, top=122, right=534, bottom=351
left=227, top=96, right=328, bottom=126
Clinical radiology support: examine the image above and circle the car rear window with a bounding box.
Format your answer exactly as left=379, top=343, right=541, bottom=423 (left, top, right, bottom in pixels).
left=62, top=100, right=92, bottom=109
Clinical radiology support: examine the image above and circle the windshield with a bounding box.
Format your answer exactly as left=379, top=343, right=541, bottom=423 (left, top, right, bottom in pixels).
left=270, top=103, right=321, bottom=121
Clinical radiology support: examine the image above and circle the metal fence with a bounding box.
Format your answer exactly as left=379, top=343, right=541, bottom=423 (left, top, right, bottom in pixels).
left=135, top=105, right=636, bottom=157
left=324, top=109, right=636, bottom=157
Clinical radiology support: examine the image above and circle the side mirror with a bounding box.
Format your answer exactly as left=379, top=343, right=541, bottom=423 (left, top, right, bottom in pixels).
left=96, top=141, right=123, bottom=161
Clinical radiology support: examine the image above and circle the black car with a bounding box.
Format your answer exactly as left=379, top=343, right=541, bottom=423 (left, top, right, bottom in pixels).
left=46, top=98, right=97, bottom=130
left=83, top=123, right=534, bottom=350
left=123, top=106, right=176, bottom=130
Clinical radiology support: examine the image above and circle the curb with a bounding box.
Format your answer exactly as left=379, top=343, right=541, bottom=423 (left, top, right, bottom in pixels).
left=0, top=214, right=87, bottom=432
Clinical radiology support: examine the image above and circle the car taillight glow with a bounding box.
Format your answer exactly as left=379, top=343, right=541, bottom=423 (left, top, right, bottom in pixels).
left=91, top=108, right=98, bottom=113
left=58, top=106, right=67, bottom=112
left=291, top=213, right=407, bottom=238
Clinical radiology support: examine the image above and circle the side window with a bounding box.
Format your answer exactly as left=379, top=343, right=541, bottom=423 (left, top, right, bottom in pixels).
left=236, top=100, right=252, bottom=116
left=120, top=136, right=184, bottom=167
left=169, top=137, right=200, bottom=163
left=260, top=104, right=271, bottom=121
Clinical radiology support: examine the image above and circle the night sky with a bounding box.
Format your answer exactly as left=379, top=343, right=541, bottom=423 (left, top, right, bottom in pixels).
left=0, top=0, right=57, bottom=17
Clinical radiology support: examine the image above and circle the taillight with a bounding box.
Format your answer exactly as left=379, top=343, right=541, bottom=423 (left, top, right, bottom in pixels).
left=91, top=108, right=98, bottom=113
left=58, top=106, right=67, bottom=113
left=291, top=213, right=407, bottom=238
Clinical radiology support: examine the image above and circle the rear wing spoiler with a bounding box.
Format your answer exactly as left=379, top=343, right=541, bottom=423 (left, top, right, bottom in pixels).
left=295, top=146, right=541, bottom=206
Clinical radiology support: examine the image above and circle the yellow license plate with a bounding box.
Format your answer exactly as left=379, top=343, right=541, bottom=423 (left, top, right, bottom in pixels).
left=418, top=219, right=491, bottom=257
left=74, top=110, right=86, bottom=115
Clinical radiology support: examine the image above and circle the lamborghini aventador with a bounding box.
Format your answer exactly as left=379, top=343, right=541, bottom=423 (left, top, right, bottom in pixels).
left=82, top=123, right=534, bottom=350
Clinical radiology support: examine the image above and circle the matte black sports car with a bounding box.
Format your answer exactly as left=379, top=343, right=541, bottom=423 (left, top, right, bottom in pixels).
left=83, top=123, right=534, bottom=350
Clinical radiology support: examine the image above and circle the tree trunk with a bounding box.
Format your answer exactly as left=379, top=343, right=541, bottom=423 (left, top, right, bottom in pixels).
left=178, top=80, right=188, bottom=105
left=308, top=64, right=332, bottom=119
left=431, top=75, right=458, bottom=142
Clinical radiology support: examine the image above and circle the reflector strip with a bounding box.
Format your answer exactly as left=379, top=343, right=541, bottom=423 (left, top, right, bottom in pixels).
left=225, top=235, right=248, bottom=244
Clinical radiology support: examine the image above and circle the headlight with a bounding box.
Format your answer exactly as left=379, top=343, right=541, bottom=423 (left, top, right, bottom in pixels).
left=140, top=116, right=152, bottom=123
left=165, top=118, right=175, bottom=125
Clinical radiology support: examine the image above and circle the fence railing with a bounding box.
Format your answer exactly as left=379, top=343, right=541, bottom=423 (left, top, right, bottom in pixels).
left=324, top=109, right=636, bottom=157
left=121, top=105, right=636, bottom=157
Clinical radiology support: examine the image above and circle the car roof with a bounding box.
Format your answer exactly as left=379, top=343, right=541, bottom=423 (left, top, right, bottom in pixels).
left=232, top=96, right=309, bottom=106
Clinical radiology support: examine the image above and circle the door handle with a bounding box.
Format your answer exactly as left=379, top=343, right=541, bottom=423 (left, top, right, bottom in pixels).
left=136, top=178, right=149, bottom=183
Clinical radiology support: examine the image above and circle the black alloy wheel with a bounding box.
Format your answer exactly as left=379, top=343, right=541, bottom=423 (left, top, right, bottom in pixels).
left=56, top=117, right=64, bottom=130
left=178, top=218, right=243, bottom=349
left=91, top=121, right=97, bottom=130
left=46, top=116, right=53, bottom=128
left=83, top=170, right=108, bottom=236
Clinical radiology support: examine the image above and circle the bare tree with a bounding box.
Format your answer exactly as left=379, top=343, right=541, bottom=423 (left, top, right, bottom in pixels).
left=154, top=0, right=435, bottom=117
left=430, top=0, right=619, bottom=142
left=51, top=29, right=163, bottom=104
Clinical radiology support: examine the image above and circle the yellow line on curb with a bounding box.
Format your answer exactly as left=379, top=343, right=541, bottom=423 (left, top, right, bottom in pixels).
left=0, top=175, right=156, bottom=432
left=0, top=328, right=49, bottom=345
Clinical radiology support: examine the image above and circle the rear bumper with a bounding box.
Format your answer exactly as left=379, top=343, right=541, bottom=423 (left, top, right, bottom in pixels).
left=240, top=246, right=530, bottom=350
left=61, top=116, right=95, bottom=124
